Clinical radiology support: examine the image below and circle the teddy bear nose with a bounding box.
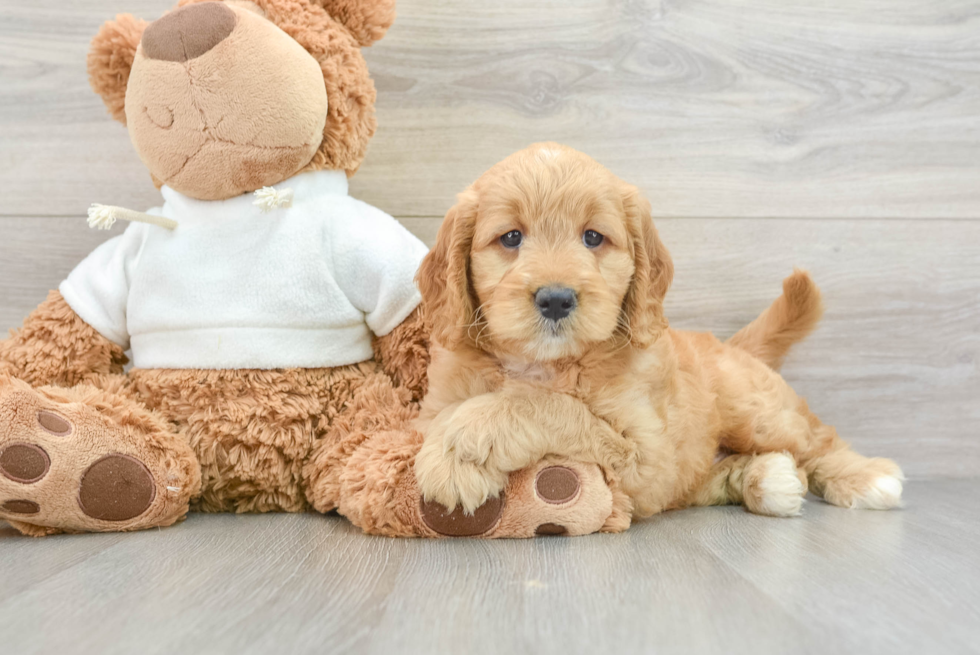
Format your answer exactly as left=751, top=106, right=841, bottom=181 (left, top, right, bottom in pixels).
left=141, top=2, right=237, bottom=63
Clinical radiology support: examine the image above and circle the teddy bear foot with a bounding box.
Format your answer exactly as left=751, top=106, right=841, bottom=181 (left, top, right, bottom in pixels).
left=0, top=375, right=200, bottom=535
left=419, top=457, right=622, bottom=538
left=330, top=426, right=632, bottom=538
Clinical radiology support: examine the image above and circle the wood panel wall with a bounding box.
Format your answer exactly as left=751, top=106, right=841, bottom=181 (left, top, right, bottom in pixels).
left=1, top=0, right=977, bottom=477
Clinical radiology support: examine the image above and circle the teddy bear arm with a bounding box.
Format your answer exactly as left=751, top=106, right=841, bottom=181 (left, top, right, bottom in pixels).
left=371, top=306, right=429, bottom=402
left=0, top=290, right=127, bottom=387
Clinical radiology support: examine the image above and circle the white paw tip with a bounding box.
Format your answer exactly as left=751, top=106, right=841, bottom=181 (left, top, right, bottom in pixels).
left=853, top=475, right=904, bottom=510
left=757, top=454, right=806, bottom=517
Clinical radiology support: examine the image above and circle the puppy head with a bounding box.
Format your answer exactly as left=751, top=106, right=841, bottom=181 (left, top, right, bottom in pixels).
left=417, top=143, right=673, bottom=360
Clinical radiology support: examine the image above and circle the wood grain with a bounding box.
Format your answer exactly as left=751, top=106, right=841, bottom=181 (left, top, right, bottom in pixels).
left=1, top=215, right=977, bottom=479
left=2, top=0, right=980, bottom=218
left=2, top=2, right=978, bottom=649
left=1, top=479, right=977, bottom=654
left=360, top=0, right=980, bottom=219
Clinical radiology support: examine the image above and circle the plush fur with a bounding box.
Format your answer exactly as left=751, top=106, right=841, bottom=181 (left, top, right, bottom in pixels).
left=89, top=0, right=387, bottom=198
left=125, top=2, right=330, bottom=199
left=2, top=4, right=617, bottom=538
left=412, top=143, right=905, bottom=520
left=313, top=0, right=396, bottom=46
left=88, top=14, right=148, bottom=124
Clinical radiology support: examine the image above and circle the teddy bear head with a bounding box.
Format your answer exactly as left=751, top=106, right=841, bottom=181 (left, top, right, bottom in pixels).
left=88, top=0, right=394, bottom=201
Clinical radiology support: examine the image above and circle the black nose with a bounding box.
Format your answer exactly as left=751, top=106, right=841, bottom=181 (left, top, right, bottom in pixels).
left=534, top=286, right=577, bottom=321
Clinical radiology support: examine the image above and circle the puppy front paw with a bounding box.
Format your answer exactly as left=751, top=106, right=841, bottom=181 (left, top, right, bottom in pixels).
left=596, top=426, right=640, bottom=477
left=414, top=436, right=509, bottom=514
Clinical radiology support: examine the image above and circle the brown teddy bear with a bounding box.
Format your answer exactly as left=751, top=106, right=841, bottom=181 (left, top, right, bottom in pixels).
left=0, top=0, right=623, bottom=538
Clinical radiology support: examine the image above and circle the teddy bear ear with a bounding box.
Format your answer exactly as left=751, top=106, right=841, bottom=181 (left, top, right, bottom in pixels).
left=313, top=0, right=396, bottom=47
left=87, top=14, right=149, bottom=125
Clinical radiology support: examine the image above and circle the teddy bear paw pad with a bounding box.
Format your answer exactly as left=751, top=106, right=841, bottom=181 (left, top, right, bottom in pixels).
left=534, top=466, right=581, bottom=505
left=37, top=410, right=72, bottom=436
left=420, top=495, right=503, bottom=537
left=2, top=499, right=40, bottom=515
left=1, top=442, right=51, bottom=483
left=0, top=377, right=195, bottom=534
left=477, top=459, right=614, bottom=538
left=78, top=454, right=156, bottom=521
left=534, top=522, right=568, bottom=536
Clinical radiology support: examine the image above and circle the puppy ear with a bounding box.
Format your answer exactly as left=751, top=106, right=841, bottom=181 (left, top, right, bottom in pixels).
left=416, top=189, right=479, bottom=349
left=88, top=14, right=148, bottom=125
left=313, top=0, right=396, bottom=47
left=621, top=184, right=674, bottom=348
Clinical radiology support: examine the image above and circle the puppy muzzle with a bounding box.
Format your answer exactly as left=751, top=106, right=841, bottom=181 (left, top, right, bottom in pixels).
left=534, top=286, right=578, bottom=322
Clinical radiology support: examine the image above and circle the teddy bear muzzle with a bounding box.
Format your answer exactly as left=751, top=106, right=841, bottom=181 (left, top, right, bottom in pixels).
left=141, top=2, right=237, bottom=63
left=124, top=2, right=329, bottom=201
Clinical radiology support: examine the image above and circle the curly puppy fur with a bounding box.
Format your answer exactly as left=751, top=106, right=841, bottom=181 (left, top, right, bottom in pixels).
left=727, top=269, right=824, bottom=370
left=412, top=143, right=904, bottom=519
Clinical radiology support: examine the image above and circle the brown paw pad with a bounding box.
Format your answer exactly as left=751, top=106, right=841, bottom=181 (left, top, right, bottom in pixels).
left=535, top=466, right=580, bottom=504
left=37, top=410, right=72, bottom=436
left=1, top=443, right=50, bottom=484
left=420, top=495, right=504, bottom=537
left=535, top=522, right=568, bottom=536
left=2, top=499, right=40, bottom=515
left=78, top=454, right=156, bottom=522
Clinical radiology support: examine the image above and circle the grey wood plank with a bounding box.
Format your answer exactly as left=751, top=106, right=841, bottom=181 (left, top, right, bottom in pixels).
left=365, top=522, right=833, bottom=655
left=1, top=479, right=978, bottom=655
left=0, top=218, right=116, bottom=329
left=3, top=0, right=980, bottom=219
left=0, top=1, right=166, bottom=214
left=359, top=0, right=980, bottom=218
left=656, top=218, right=980, bottom=480
left=0, top=514, right=410, bottom=654
left=0, top=529, right=130, bottom=604
left=671, top=489, right=980, bottom=653
left=1, top=216, right=976, bottom=478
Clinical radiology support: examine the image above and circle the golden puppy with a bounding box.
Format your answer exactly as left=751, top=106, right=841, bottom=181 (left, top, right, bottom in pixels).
left=414, top=143, right=904, bottom=521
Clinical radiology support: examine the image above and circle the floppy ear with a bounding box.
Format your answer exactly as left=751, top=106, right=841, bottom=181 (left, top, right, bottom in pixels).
left=416, top=189, right=479, bottom=350
left=88, top=14, right=148, bottom=125
left=313, top=0, right=396, bottom=46
left=620, top=184, right=674, bottom=348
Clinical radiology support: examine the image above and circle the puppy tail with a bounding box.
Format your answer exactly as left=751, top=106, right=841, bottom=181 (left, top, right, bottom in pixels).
left=727, top=269, right=824, bottom=371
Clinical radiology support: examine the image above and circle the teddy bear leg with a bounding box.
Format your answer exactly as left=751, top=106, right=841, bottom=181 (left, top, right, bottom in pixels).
left=339, top=428, right=630, bottom=538
left=305, top=371, right=629, bottom=537
left=304, top=371, right=419, bottom=518
left=0, top=290, right=127, bottom=388
left=0, top=375, right=200, bottom=535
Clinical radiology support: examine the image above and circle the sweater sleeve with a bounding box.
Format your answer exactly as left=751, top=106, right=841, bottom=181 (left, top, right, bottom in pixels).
left=58, top=223, right=146, bottom=348
left=330, top=200, right=429, bottom=337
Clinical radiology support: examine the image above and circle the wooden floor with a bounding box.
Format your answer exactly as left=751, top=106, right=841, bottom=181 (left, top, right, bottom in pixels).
left=0, top=478, right=977, bottom=654
left=2, top=0, right=979, bottom=651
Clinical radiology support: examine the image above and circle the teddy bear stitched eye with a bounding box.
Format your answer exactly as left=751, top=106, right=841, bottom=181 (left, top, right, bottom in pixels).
left=500, top=230, right=523, bottom=248
left=583, top=230, right=604, bottom=248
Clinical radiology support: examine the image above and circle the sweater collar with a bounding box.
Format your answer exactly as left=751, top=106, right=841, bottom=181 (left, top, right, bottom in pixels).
left=159, top=169, right=349, bottom=221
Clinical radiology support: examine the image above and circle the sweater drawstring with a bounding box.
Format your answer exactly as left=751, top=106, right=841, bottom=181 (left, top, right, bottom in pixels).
left=253, top=186, right=294, bottom=211
left=87, top=204, right=178, bottom=231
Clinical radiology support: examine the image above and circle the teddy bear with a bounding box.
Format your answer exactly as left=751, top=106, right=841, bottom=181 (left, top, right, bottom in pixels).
left=0, top=0, right=625, bottom=538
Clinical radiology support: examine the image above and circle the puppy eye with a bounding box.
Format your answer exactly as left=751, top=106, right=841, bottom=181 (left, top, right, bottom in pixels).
left=500, top=230, right=523, bottom=249
left=583, top=230, right=604, bottom=248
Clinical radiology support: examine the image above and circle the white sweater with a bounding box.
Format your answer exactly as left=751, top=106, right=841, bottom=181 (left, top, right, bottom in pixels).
left=60, top=170, right=428, bottom=370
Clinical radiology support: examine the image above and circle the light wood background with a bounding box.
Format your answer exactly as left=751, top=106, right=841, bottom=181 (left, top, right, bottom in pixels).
left=1, top=0, right=978, bottom=480
left=2, top=3, right=979, bottom=652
